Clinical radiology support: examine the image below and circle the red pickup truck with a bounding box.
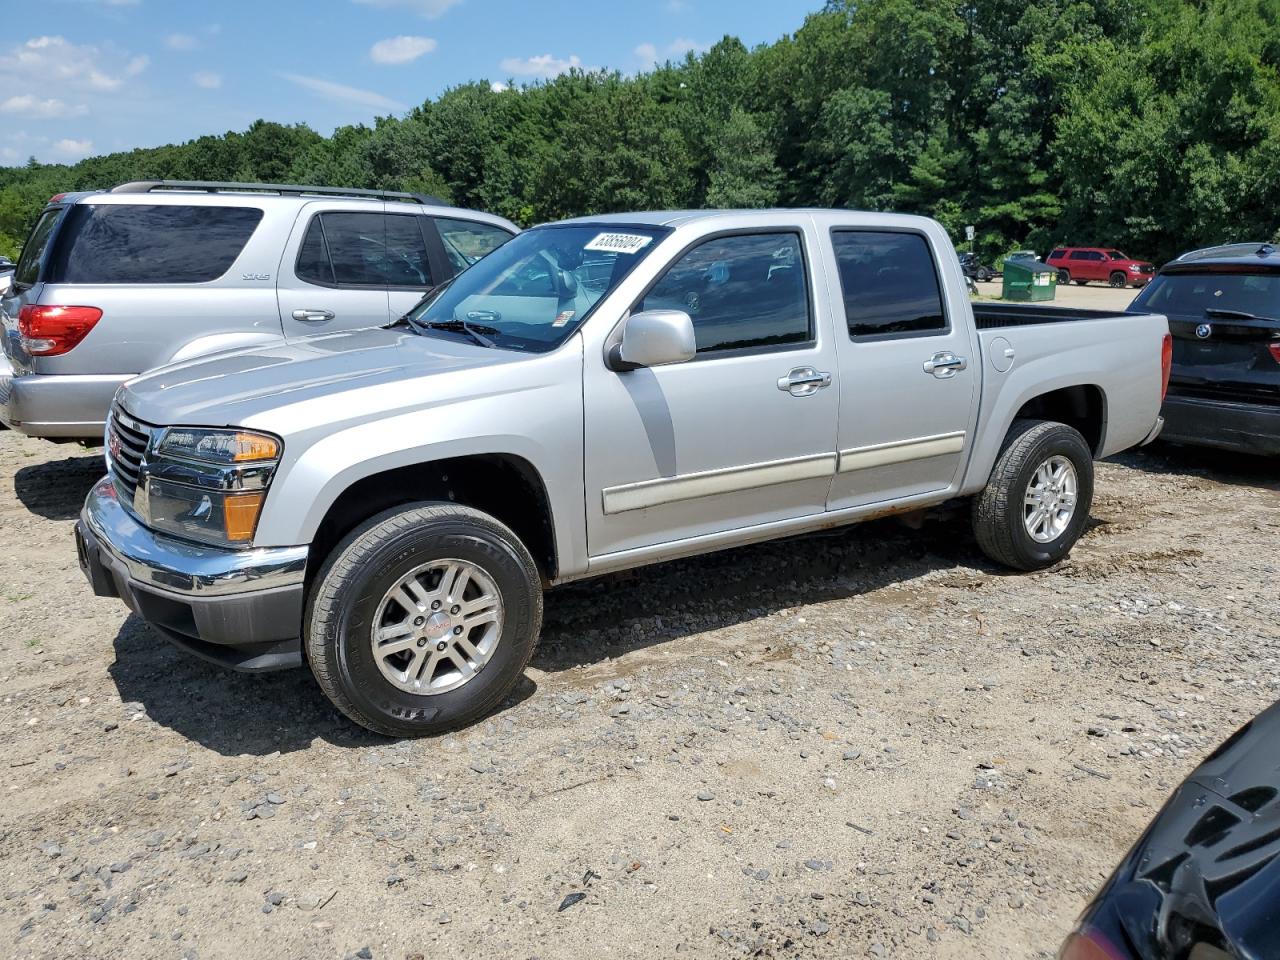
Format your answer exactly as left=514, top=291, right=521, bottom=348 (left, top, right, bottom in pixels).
left=1047, top=247, right=1155, bottom=289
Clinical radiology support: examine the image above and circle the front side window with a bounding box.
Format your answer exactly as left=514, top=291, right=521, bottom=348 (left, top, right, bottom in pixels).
left=832, top=230, right=946, bottom=338
left=405, top=224, right=668, bottom=352
left=639, top=232, right=810, bottom=354
left=435, top=217, right=514, bottom=272
left=45, top=204, right=263, bottom=284
left=13, top=207, right=63, bottom=287
left=1107, top=250, right=1129, bottom=260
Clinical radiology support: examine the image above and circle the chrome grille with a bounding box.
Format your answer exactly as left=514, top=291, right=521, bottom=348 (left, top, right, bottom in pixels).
left=107, top=407, right=152, bottom=505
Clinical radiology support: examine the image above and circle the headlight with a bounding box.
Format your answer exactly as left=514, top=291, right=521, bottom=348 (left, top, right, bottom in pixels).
left=1129, top=264, right=1142, bottom=271
left=156, top=427, right=280, bottom=464
left=145, top=427, right=281, bottom=547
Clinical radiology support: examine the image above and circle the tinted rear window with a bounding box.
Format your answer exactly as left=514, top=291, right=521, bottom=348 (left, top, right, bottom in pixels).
left=14, top=207, right=64, bottom=287
left=832, top=230, right=946, bottom=338
left=46, top=204, right=263, bottom=284
left=1133, top=272, right=1280, bottom=318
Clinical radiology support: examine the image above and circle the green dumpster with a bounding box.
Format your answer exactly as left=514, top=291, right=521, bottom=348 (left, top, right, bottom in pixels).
left=1001, top=256, right=1056, bottom=302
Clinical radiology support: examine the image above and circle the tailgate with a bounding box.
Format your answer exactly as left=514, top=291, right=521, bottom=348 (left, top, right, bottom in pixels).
left=1168, top=315, right=1280, bottom=405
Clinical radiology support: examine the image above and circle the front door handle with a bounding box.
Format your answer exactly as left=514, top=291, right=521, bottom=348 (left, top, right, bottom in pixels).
left=923, top=351, right=967, bottom=378
left=292, top=308, right=335, bottom=322
left=777, top=366, right=832, bottom=397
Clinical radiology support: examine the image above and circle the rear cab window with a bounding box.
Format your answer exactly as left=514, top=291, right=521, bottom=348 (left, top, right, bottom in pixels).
left=45, top=204, right=263, bottom=284
left=830, top=230, right=947, bottom=339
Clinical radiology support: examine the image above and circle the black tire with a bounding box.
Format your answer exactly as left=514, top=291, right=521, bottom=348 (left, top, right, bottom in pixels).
left=1109, top=271, right=1128, bottom=288
left=977, top=267, right=992, bottom=283
left=1056, top=269, right=1070, bottom=285
left=971, top=419, right=1094, bottom=571
left=305, top=503, right=542, bottom=737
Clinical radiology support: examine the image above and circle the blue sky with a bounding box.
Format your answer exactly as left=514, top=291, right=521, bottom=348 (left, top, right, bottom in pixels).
left=0, top=0, right=814, bottom=167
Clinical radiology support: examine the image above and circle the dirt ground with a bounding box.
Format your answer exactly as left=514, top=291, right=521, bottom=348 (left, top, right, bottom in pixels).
left=0, top=426, right=1277, bottom=960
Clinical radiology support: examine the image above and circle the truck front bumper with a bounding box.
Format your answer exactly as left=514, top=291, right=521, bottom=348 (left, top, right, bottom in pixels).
left=0, top=367, right=131, bottom=439
left=76, top=475, right=309, bottom=672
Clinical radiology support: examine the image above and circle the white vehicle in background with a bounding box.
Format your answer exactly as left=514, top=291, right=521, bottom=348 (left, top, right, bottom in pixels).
left=0, top=180, right=516, bottom=441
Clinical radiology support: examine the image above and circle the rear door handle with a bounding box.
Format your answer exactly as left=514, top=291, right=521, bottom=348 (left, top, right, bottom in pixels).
left=292, top=308, right=335, bottom=322
left=923, top=352, right=967, bottom=378
left=777, top=366, right=832, bottom=397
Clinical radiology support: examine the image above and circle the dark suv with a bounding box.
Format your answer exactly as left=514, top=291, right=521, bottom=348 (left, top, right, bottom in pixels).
left=1127, top=242, right=1280, bottom=455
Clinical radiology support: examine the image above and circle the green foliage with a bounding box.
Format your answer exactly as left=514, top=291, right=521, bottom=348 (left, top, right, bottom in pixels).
left=2, top=0, right=1278, bottom=263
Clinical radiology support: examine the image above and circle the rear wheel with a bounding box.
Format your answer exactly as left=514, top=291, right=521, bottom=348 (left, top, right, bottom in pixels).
left=305, top=503, right=542, bottom=737
left=1056, top=269, right=1070, bottom=285
left=1109, top=271, right=1128, bottom=288
left=977, top=267, right=992, bottom=283
left=972, top=419, right=1094, bottom=571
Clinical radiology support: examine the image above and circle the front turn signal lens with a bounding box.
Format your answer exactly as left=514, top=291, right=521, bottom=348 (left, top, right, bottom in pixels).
left=223, top=491, right=266, bottom=542
left=157, top=427, right=281, bottom=464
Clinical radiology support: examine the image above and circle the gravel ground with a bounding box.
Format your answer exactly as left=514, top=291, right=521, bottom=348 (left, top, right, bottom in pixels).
left=0, top=426, right=1276, bottom=960
left=971, top=279, right=1139, bottom=312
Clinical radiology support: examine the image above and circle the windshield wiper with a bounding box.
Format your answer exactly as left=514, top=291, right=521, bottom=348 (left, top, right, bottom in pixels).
left=1204, top=308, right=1280, bottom=323
left=387, top=279, right=456, bottom=329
left=422, top=319, right=498, bottom=348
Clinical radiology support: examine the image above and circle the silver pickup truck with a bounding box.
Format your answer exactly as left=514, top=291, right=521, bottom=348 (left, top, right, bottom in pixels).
left=75, top=210, right=1170, bottom=736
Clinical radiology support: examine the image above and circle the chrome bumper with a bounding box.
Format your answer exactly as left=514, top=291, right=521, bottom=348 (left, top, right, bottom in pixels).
left=1139, top=415, right=1165, bottom=447
left=76, top=475, right=308, bottom=672
left=80, top=474, right=307, bottom=596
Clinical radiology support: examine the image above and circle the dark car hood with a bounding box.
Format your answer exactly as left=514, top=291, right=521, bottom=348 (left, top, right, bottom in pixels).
left=1095, top=701, right=1280, bottom=959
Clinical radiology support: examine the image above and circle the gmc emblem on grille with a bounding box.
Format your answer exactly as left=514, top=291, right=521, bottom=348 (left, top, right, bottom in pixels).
left=108, top=427, right=122, bottom=462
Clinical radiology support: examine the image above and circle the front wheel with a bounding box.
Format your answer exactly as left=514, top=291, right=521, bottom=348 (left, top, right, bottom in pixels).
left=305, top=503, right=543, bottom=737
left=977, top=267, right=992, bottom=283
left=971, top=420, right=1094, bottom=571
left=1109, top=271, right=1128, bottom=288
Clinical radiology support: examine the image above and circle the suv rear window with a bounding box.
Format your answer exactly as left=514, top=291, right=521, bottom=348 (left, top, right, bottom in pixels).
left=13, top=207, right=64, bottom=287
left=1133, top=272, right=1280, bottom=318
left=45, top=204, right=263, bottom=284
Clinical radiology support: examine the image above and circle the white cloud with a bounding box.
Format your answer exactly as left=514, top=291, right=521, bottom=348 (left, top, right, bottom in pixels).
left=352, top=0, right=460, bottom=18
left=192, top=71, right=222, bottom=89
left=51, top=138, right=93, bottom=160
left=490, top=80, right=508, bottom=93
left=498, top=53, right=595, bottom=79
left=370, top=35, right=437, bottom=65
left=278, top=72, right=404, bottom=112
left=0, top=94, right=87, bottom=119
left=165, top=33, right=198, bottom=51
left=0, top=36, right=148, bottom=94
left=635, top=37, right=709, bottom=66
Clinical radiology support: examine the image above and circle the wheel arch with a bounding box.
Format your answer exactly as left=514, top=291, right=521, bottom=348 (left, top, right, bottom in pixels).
left=1009, top=384, right=1107, bottom=456
left=304, top=453, right=560, bottom=588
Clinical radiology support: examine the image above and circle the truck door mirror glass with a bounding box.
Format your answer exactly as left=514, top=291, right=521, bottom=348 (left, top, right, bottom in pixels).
left=611, top=309, right=696, bottom=370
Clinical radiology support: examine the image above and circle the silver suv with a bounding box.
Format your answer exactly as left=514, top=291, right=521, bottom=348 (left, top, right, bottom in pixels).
left=0, top=180, right=517, bottom=440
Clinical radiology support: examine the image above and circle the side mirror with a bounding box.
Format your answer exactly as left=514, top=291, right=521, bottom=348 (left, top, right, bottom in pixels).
left=609, top=309, right=696, bottom=371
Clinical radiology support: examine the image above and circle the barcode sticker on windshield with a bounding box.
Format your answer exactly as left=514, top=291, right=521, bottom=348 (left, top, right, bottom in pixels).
left=584, top=232, right=653, bottom=255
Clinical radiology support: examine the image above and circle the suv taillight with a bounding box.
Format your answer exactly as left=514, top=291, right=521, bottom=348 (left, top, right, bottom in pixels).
left=18, top=305, right=103, bottom=356
left=1160, top=332, right=1173, bottom=402
left=1270, top=343, right=1280, bottom=364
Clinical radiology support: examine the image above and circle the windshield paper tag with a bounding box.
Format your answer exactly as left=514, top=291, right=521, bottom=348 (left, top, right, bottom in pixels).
left=584, top=232, right=653, bottom=255
left=553, top=309, right=575, bottom=327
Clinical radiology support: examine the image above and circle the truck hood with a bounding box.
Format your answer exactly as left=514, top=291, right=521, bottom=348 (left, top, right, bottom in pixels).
left=119, top=325, right=531, bottom=428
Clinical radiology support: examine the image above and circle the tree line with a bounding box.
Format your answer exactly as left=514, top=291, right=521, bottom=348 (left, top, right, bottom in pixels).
left=3, top=0, right=1279, bottom=265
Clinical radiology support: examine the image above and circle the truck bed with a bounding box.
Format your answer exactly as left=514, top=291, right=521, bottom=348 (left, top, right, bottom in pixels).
left=972, top=303, right=1134, bottom=330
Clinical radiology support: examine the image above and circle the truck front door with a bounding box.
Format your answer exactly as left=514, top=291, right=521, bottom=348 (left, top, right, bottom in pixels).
left=582, top=225, right=841, bottom=560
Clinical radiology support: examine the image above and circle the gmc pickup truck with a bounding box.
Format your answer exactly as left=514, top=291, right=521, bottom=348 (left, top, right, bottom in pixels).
left=75, top=210, right=1171, bottom=737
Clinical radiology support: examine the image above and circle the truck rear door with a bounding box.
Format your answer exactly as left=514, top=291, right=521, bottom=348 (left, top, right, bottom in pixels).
left=822, top=225, right=981, bottom=510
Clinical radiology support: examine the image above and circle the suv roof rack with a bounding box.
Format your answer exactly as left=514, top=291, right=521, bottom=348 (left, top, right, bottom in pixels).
left=110, top=180, right=448, bottom=207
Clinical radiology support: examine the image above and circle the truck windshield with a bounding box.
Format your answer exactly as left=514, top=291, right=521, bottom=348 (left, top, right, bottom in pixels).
left=1133, top=271, right=1280, bottom=318
left=404, top=224, right=669, bottom=352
